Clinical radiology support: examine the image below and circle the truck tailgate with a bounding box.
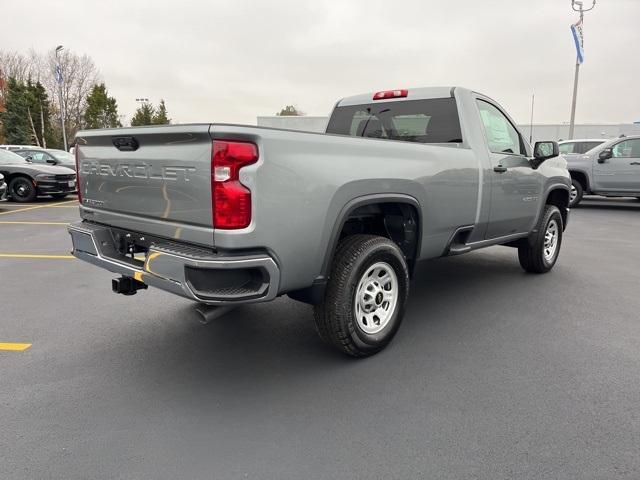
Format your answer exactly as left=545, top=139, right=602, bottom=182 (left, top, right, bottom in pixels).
left=76, top=124, right=214, bottom=246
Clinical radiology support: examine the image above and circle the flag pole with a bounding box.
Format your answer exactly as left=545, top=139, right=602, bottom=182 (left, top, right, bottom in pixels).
left=568, top=0, right=595, bottom=140
left=55, top=45, right=68, bottom=151
left=529, top=93, right=535, bottom=144
left=568, top=61, right=580, bottom=140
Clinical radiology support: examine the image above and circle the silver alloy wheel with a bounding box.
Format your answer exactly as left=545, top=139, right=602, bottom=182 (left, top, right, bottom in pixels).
left=569, top=184, right=577, bottom=204
left=354, top=261, right=398, bottom=334
left=543, top=219, right=559, bottom=262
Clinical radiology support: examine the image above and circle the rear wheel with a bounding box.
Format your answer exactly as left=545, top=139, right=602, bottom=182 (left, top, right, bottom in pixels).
left=9, top=177, right=37, bottom=203
left=569, top=178, right=583, bottom=207
left=518, top=205, right=563, bottom=273
left=314, top=234, right=409, bottom=357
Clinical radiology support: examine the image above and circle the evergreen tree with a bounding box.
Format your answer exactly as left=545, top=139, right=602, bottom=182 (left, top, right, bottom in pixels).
left=84, top=83, right=122, bottom=129
left=0, top=78, right=31, bottom=144
left=130, top=103, right=155, bottom=127
left=152, top=99, right=170, bottom=125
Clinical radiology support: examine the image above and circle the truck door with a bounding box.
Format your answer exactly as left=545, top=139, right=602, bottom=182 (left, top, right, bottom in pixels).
left=476, top=99, right=542, bottom=239
left=593, top=138, right=640, bottom=192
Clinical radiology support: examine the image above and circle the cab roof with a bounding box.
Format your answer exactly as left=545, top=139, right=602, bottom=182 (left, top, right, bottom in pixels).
left=336, top=86, right=463, bottom=107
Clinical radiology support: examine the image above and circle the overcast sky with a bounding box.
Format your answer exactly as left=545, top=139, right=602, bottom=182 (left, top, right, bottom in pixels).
left=4, top=0, right=639, bottom=125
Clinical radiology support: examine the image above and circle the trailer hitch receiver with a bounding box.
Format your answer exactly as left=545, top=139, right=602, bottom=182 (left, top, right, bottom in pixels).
left=112, top=276, right=148, bottom=296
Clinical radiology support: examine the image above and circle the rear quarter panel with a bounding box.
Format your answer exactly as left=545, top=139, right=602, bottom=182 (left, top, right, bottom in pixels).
left=210, top=124, right=480, bottom=292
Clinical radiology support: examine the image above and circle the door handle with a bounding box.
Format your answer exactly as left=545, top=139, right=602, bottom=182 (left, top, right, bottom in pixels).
left=493, top=165, right=508, bottom=173
left=630, top=162, right=640, bottom=165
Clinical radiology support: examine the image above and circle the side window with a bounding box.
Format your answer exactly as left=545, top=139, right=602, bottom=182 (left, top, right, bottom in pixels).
left=559, top=142, right=575, bottom=154
left=476, top=100, right=524, bottom=155
left=30, top=152, right=47, bottom=163
left=579, top=141, right=603, bottom=153
left=612, top=139, right=640, bottom=158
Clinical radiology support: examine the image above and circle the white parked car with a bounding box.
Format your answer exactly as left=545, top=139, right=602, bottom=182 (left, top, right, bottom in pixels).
left=0, top=145, right=43, bottom=151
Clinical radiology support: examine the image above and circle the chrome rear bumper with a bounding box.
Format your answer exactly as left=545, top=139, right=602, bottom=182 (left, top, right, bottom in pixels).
left=68, top=221, right=280, bottom=305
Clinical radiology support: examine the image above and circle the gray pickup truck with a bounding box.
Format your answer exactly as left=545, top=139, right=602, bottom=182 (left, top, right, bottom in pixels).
left=68, top=87, right=570, bottom=357
left=565, top=135, right=640, bottom=206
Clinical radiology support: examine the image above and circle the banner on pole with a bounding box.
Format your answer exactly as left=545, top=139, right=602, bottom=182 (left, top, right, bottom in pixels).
left=571, top=18, right=584, bottom=64
left=55, top=65, right=64, bottom=84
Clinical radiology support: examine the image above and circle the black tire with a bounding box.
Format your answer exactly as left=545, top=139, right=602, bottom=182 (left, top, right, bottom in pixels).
left=9, top=176, right=37, bottom=203
left=313, top=234, right=409, bottom=357
left=569, top=178, right=584, bottom=207
left=51, top=193, right=68, bottom=199
left=518, top=205, right=563, bottom=274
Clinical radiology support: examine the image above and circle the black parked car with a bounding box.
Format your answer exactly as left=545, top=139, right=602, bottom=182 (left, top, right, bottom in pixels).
left=13, top=148, right=76, bottom=172
left=0, top=149, right=76, bottom=202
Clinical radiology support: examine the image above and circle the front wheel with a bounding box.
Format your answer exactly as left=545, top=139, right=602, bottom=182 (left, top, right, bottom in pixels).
left=569, top=179, right=583, bottom=207
left=9, top=177, right=37, bottom=203
left=313, top=234, right=409, bottom=357
left=518, top=205, right=563, bottom=273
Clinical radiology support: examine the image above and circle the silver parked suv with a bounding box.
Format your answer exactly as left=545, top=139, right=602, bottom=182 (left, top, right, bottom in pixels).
left=565, top=135, right=640, bottom=206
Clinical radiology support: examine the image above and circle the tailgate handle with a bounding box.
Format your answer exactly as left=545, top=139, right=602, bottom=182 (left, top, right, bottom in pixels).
left=112, top=136, right=139, bottom=152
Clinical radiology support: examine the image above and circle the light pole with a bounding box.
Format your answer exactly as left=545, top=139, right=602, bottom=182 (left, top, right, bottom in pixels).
left=568, top=0, right=596, bottom=140
left=54, top=45, right=68, bottom=151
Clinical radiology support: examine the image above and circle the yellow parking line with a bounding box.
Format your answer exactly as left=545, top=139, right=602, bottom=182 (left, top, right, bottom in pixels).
left=0, top=221, right=70, bottom=225
left=0, top=199, right=77, bottom=215
left=0, top=254, right=75, bottom=259
left=0, top=343, right=32, bottom=351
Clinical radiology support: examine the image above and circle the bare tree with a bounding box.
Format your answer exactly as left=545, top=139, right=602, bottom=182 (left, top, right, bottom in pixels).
left=0, top=51, right=33, bottom=110
left=1, top=48, right=101, bottom=144
left=41, top=48, right=100, bottom=140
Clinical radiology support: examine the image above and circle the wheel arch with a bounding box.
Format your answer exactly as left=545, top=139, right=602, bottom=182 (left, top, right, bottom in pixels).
left=321, top=194, right=422, bottom=277
left=288, top=193, right=422, bottom=305
left=5, top=172, right=35, bottom=183
left=569, top=169, right=590, bottom=192
left=543, top=185, right=570, bottom=230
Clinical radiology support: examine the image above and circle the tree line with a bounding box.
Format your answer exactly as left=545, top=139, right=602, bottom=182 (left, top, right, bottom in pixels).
left=0, top=49, right=171, bottom=148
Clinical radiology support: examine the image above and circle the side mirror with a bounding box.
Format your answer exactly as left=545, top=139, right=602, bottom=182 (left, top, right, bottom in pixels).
left=25, top=156, right=33, bottom=162
left=598, top=148, right=612, bottom=163
left=531, top=141, right=559, bottom=168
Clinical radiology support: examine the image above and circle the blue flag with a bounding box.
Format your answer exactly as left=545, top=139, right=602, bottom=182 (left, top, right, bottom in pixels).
left=571, top=18, right=584, bottom=64
left=55, top=65, right=64, bottom=84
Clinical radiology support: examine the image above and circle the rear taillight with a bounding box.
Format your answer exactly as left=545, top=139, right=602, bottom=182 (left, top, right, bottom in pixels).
left=373, top=89, right=408, bottom=100
left=74, top=145, right=81, bottom=204
left=211, top=140, right=258, bottom=229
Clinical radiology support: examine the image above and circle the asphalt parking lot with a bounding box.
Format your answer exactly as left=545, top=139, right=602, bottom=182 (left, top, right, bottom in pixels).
left=1, top=196, right=639, bottom=479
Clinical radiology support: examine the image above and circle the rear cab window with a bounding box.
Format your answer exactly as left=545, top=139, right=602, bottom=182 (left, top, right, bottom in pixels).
left=326, top=98, right=463, bottom=144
